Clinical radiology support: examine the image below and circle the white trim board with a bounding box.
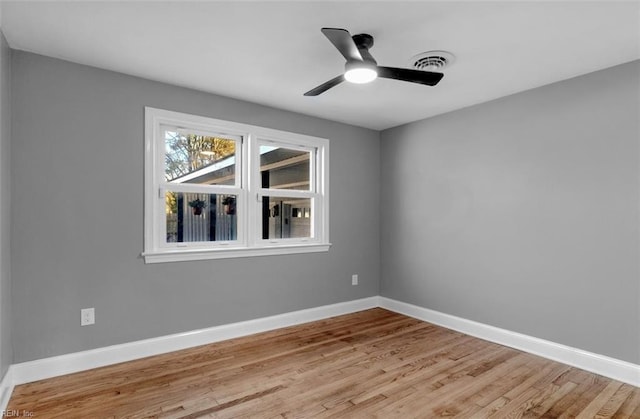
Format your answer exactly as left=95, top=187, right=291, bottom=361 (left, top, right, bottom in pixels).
left=10, top=297, right=379, bottom=385
left=5, top=295, right=640, bottom=393
left=378, top=297, right=640, bottom=387
left=0, top=366, right=14, bottom=413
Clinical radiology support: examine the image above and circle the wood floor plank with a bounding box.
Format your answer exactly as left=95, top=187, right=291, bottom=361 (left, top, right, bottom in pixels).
left=595, top=384, right=636, bottom=419
left=612, top=386, right=640, bottom=419
left=7, top=308, right=640, bottom=418
left=522, top=381, right=579, bottom=418
left=576, top=381, right=625, bottom=419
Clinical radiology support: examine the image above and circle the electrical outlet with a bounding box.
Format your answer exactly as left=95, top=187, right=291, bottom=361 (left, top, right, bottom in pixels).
left=81, top=308, right=95, bottom=326
left=351, top=274, right=358, bottom=286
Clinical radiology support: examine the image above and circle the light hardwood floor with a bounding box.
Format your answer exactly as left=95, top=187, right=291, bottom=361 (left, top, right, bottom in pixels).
left=7, top=308, right=640, bottom=418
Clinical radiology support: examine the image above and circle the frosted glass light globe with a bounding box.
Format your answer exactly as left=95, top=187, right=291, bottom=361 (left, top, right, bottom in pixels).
left=344, top=64, right=377, bottom=84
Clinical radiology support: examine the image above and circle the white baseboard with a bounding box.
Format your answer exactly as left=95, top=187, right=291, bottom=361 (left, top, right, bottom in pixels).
left=11, top=296, right=379, bottom=385
left=378, top=297, right=640, bottom=387
left=0, top=366, right=14, bottom=413
left=6, top=295, right=639, bottom=394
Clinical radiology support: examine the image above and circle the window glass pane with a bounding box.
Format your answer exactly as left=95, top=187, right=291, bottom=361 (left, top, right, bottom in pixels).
left=262, top=196, right=311, bottom=239
left=164, top=129, right=237, bottom=186
left=260, top=145, right=311, bottom=191
left=165, top=192, right=237, bottom=243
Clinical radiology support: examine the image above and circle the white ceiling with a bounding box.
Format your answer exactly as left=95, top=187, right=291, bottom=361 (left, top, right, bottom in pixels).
left=1, top=1, right=639, bottom=130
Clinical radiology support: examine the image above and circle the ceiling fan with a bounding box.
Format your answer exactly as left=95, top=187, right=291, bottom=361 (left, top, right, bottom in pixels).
left=304, top=28, right=444, bottom=96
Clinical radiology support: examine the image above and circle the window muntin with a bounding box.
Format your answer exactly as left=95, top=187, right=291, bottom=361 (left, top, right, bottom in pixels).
left=144, top=108, right=330, bottom=263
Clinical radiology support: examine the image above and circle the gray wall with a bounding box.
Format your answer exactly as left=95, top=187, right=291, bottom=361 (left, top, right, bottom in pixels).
left=11, top=51, right=380, bottom=362
left=380, top=60, right=640, bottom=364
left=9, top=49, right=639, bottom=366
left=0, top=31, right=12, bottom=375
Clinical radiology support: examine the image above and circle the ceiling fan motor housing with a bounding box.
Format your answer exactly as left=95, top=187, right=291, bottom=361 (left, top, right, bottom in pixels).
left=352, top=33, right=374, bottom=50
left=352, top=33, right=377, bottom=65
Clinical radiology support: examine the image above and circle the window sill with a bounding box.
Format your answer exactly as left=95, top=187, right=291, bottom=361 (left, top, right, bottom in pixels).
left=142, top=243, right=332, bottom=264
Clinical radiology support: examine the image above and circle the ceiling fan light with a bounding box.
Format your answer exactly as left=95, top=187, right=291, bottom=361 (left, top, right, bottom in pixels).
left=344, top=65, right=378, bottom=84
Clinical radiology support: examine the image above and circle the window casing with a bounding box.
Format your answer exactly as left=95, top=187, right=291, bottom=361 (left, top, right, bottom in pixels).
left=143, top=108, right=330, bottom=263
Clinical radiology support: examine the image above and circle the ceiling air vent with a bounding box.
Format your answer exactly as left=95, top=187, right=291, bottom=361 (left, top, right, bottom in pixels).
left=410, top=51, right=455, bottom=71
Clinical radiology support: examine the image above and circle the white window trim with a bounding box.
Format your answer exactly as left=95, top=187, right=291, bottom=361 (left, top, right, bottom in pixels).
left=143, top=107, right=330, bottom=263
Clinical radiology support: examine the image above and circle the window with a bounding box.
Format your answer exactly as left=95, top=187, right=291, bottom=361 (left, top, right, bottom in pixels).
left=143, top=108, right=330, bottom=263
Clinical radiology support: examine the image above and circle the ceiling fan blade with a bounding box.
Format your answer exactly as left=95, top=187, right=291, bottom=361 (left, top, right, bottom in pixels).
left=321, top=28, right=363, bottom=62
left=304, top=75, right=345, bottom=96
left=377, top=66, right=444, bottom=86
